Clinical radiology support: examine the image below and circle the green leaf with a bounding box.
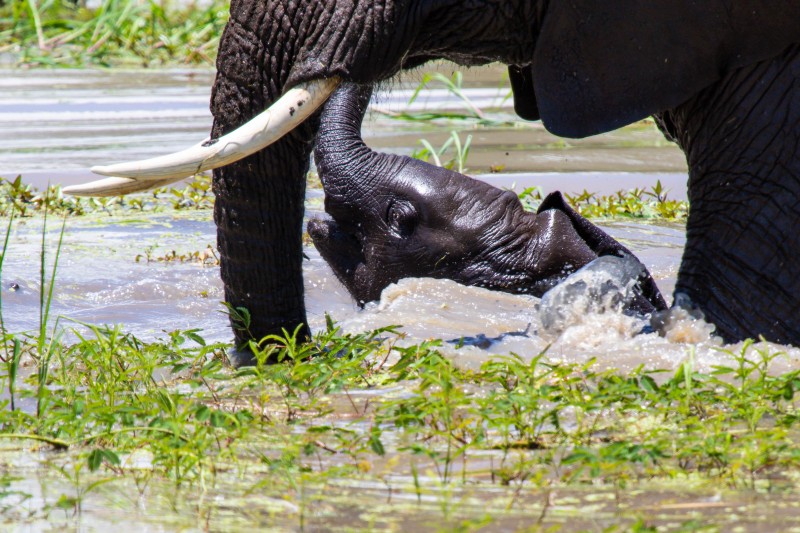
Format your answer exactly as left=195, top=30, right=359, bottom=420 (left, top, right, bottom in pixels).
left=369, top=430, right=385, bottom=456
left=102, top=450, right=120, bottom=467
left=171, top=362, right=191, bottom=373
left=209, top=410, right=228, bottom=428
left=87, top=449, right=103, bottom=471
left=639, top=375, right=659, bottom=393
left=194, top=405, right=211, bottom=422
left=185, top=330, right=206, bottom=346
left=54, top=494, right=77, bottom=510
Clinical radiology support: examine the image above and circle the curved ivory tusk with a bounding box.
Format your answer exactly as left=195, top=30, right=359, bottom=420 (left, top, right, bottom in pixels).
left=61, top=177, right=183, bottom=197
left=63, top=77, right=341, bottom=196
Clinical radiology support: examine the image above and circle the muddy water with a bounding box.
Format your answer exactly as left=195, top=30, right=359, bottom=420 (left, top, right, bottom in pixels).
left=2, top=68, right=799, bottom=375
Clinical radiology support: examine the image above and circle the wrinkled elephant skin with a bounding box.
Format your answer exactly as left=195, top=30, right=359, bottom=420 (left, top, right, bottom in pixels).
left=200, top=1, right=800, bottom=350
left=307, top=84, right=667, bottom=316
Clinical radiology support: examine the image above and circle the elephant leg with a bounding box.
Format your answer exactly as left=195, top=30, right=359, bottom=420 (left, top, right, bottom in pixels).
left=655, top=44, right=800, bottom=344
left=210, top=0, right=318, bottom=358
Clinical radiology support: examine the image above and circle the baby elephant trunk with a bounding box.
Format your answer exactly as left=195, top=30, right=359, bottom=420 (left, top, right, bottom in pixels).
left=314, top=83, right=382, bottom=202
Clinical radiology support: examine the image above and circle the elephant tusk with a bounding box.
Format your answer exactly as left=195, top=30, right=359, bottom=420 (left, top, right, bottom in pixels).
left=62, top=77, right=341, bottom=196
left=58, top=177, right=186, bottom=197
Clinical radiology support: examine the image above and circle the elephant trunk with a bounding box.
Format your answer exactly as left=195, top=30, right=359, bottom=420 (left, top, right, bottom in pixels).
left=314, top=84, right=394, bottom=204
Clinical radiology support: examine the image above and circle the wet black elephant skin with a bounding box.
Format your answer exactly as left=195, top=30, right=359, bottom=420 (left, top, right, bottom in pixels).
left=308, top=84, right=667, bottom=315
left=209, top=0, right=800, bottom=348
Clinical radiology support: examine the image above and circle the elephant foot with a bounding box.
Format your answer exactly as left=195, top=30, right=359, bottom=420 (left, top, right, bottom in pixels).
left=225, top=344, right=258, bottom=368
left=650, top=293, right=718, bottom=344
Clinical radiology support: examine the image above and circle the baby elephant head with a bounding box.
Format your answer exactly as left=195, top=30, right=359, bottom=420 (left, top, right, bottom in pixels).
left=308, top=84, right=666, bottom=313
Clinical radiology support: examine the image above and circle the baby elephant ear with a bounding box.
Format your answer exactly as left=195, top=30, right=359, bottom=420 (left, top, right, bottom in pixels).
left=531, top=0, right=800, bottom=138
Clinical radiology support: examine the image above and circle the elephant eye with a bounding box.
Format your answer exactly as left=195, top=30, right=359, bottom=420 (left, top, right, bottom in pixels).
left=386, top=201, right=417, bottom=238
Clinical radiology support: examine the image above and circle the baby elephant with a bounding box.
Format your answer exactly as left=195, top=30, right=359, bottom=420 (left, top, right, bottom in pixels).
left=308, top=84, right=666, bottom=315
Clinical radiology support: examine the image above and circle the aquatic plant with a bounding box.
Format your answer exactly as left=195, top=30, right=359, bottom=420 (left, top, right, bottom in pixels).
left=0, top=293, right=798, bottom=529
left=0, top=0, right=229, bottom=67
left=135, top=245, right=219, bottom=266
left=373, top=70, right=514, bottom=126
left=0, top=174, right=214, bottom=218
left=1, top=174, right=690, bottom=223
left=409, top=72, right=488, bottom=121
left=518, top=180, right=689, bottom=221
left=411, top=130, right=473, bottom=174
left=0, top=205, right=20, bottom=412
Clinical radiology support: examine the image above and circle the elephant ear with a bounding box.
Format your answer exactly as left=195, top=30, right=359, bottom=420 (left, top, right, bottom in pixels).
left=528, top=0, right=800, bottom=138
left=536, top=192, right=624, bottom=259
left=537, top=191, right=667, bottom=311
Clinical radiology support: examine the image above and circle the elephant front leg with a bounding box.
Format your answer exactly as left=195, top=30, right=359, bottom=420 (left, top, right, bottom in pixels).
left=213, top=147, right=311, bottom=352
left=210, top=2, right=318, bottom=362
left=656, top=44, right=800, bottom=345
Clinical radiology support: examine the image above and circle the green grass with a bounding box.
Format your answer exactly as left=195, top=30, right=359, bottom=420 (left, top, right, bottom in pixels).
left=411, top=130, right=473, bottom=174
left=0, top=316, right=798, bottom=529
left=518, top=180, right=689, bottom=221
left=0, top=0, right=229, bottom=67
left=375, top=70, right=517, bottom=127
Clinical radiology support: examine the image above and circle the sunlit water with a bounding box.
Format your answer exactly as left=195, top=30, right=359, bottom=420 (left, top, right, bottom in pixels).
left=2, top=68, right=799, bottom=375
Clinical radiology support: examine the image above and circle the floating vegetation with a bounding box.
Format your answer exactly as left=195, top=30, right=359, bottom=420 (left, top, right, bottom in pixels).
left=0, top=174, right=214, bottom=218
left=1, top=174, right=690, bottom=222
left=135, top=244, right=219, bottom=266
left=518, top=180, right=689, bottom=221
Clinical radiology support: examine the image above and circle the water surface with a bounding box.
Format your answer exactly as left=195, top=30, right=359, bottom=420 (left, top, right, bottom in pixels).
left=3, top=66, right=800, bottom=533
left=2, top=68, right=797, bottom=373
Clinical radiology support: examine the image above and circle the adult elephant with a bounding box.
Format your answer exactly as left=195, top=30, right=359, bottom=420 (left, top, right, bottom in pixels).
left=65, top=1, right=800, bottom=351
